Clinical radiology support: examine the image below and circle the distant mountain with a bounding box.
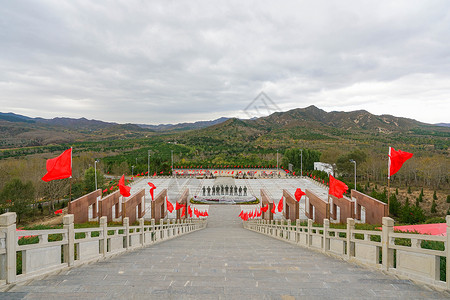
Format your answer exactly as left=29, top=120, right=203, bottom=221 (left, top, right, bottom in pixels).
left=435, top=123, right=450, bottom=127
left=138, top=117, right=230, bottom=131
left=0, top=112, right=35, bottom=123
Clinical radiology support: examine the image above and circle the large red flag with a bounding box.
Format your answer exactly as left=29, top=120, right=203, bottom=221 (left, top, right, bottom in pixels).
left=261, top=204, right=269, bottom=212
left=119, top=175, right=131, bottom=197
left=41, top=148, right=72, bottom=182
left=148, top=182, right=156, bottom=201
left=180, top=208, right=186, bottom=218
left=271, top=203, right=276, bottom=214
left=278, top=197, right=283, bottom=212
left=294, top=188, right=306, bottom=202
left=188, top=206, right=193, bottom=218
left=329, top=175, right=348, bottom=198
left=166, top=198, right=174, bottom=213
left=388, top=147, right=413, bottom=178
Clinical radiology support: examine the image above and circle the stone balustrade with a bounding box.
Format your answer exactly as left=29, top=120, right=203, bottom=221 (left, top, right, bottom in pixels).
left=0, top=212, right=207, bottom=285
left=244, top=216, right=450, bottom=291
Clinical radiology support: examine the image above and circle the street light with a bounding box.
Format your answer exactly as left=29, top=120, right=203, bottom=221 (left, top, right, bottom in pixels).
left=94, top=159, right=99, bottom=190
left=300, top=149, right=303, bottom=177
left=276, top=150, right=279, bottom=172
left=148, top=150, right=151, bottom=179
left=131, top=165, right=134, bottom=178
left=171, top=150, right=174, bottom=175
left=349, top=159, right=356, bottom=191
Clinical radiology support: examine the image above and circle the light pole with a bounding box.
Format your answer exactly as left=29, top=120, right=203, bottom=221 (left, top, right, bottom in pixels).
left=300, top=149, right=303, bottom=177
left=148, top=150, right=151, bottom=179
left=276, top=150, right=279, bottom=172
left=132, top=165, right=134, bottom=178
left=171, top=150, right=174, bottom=175
left=94, top=159, right=99, bottom=190
left=349, top=159, right=356, bottom=191
left=135, top=157, right=138, bottom=166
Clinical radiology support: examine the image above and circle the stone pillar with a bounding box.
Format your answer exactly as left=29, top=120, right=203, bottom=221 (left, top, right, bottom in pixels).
left=123, top=217, right=129, bottom=249
left=447, top=216, right=450, bottom=290
left=296, top=219, right=301, bottom=243
left=323, top=219, right=329, bottom=253
left=139, top=218, right=145, bottom=246
left=286, top=219, right=291, bottom=240
left=63, top=214, right=74, bottom=267
left=307, top=219, right=313, bottom=248
left=382, top=217, right=394, bottom=271
left=151, top=219, right=156, bottom=242
left=0, top=212, right=16, bottom=283
left=99, top=216, right=107, bottom=257
left=346, top=218, right=355, bottom=259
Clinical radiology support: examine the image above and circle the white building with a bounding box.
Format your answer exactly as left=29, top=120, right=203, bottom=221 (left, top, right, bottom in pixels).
left=314, top=162, right=333, bottom=175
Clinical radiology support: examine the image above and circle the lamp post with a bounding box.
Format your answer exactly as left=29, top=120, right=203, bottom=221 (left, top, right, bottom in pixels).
left=94, top=159, right=99, bottom=190
left=276, top=150, right=279, bottom=172
left=171, top=150, right=174, bottom=175
left=349, top=159, right=356, bottom=191
left=300, top=149, right=303, bottom=177
left=132, top=165, right=134, bottom=178
left=148, top=150, right=151, bottom=179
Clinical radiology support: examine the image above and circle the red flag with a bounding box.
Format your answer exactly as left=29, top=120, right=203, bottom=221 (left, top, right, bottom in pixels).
left=160, top=171, right=163, bottom=174
left=102, top=188, right=107, bottom=193
left=145, top=171, right=148, bottom=174
left=257, top=210, right=262, bottom=217
left=261, top=204, right=269, bottom=212
left=41, top=148, right=72, bottom=182
left=153, top=172, right=156, bottom=176
left=148, top=182, right=156, bottom=201
left=181, top=208, right=186, bottom=218
left=119, top=175, right=131, bottom=197
left=54, top=209, right=63, bottom=215
left=188, top=206, right=193, bottom=217
left=329, top=175, right=348, bottom=198
left=166, top=198, right=174, bottom=213
left=194, top=208, right=200, bottom=218
left=278, top=197, right=283, bottom=212
left=205, top=211, right=208, bottom=217
left=271, top=203, right=276, bottom=214
left=388, top=147, right=413, bottom=178
left=294, top=188, right=306, bottom=202
left=239, top=211, right=243, bottom=217
left=110, top=186, right=114, bottom=191
left=175, top=202, right=185, bottom=210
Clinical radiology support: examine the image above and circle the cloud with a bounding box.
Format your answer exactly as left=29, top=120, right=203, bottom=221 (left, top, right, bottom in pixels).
left=0, top=0, right=449, bottom=124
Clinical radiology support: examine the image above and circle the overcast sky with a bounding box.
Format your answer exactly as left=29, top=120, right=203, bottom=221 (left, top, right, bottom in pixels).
left=1, top=1, right=449, bottom=124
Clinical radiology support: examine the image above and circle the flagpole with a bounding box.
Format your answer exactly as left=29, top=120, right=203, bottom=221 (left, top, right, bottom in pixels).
left=69, top=177, right=72, bottom=202
left=387, top=147, right=391, bottom=217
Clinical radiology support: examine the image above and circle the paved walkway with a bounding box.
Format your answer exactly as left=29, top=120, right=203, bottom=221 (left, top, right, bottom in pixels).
left=2, top=206, right=450, bottom=299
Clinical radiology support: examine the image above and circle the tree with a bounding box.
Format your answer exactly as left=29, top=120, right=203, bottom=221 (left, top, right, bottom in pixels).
left=83, top=167, right=104, bottom=193
left=431, top=199, right=437, bottom=214
left=433, top=191, right=437, bottom=200
left=447, top=195, right=450, bottom=204
left=389, top=194, right=401, bottom=217
left=0, top=178, right=35, bottom=223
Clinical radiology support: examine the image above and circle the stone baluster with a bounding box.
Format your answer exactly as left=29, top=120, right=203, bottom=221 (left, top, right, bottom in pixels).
left=0, top=212, right=16, bottom=283
left=346, top=218, right=355, bottom=259
left=99, top=216, right=107, bottom=257
left=381, top=217, right=394, bottom=271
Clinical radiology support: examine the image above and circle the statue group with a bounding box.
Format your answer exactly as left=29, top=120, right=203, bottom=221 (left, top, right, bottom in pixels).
left=202, top=185, right=247, bottom=196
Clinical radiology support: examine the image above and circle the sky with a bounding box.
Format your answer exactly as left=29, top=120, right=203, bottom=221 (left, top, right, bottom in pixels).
left=1, top=0, right=449, bottom=125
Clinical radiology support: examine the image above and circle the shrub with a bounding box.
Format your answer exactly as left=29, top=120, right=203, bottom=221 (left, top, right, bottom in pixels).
left=431, top=199, right=437, bottom=214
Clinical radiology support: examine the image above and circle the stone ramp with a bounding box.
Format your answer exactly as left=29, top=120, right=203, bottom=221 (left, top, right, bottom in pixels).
left=3, top=206, right=450, bottom=299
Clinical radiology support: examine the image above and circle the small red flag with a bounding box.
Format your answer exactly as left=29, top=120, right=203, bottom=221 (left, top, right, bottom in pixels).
left=175, top=202, right=184, bottom=210
left=54, top=209, right=63, bottom=215
left=294, top=188, right=306, bottom=202
left=271, top=203, right=276, bottom=214
left=239, top=211, right=243, bottom=217
left=119, top=175, right=131, bottom=197
left=153, top=172, right=156, bottom=176
left=329, top=175, right=348, bottom=198
left=188, top=206, right=193, bottom=218
left=110, top=186, right=114, bottom=191
left=148, top=182, right=156, bottom=201
left=102, top=188, right=107, bottom=193
left=261, top=204, right=269, bottom=212
left=278, top=197, right=283, bottom=212
left=41, top=148, right=72, bottom=182
left=388, top=147, right=413, bottom=178
left=181, top=208, right=186, bottom=218
left=166, top=198, right=174, bottom=213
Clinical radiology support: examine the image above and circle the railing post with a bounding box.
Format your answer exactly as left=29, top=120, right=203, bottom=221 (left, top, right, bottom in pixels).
left=151, top=219, right=155, bottom=242
left=307, top=219, right=313, bottom=248
left=139, top=218, right=145, bottom=246
left=323, top=219, right=329, bottom=253
left=382, top=217, right=394, bottom=271
left=286, top=219, right=291, bottom=240
left=99, top=216, right=107, bottom=257
left=123, top=217, right=129, bottom=249
left=446, top=215, right=450, bottom=290
left=0, top=212, right=16, bottom=284
left=346, top=218, right=355, bottom=259
left=296, top=219, right=300, bottom=243
left=63, top=214, right=74, bottom=267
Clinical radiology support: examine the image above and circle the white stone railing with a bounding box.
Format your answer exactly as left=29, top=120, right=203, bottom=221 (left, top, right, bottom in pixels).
left=0, top=212, right=207, bottom=285
left=244, top=216, right=450, bottom=291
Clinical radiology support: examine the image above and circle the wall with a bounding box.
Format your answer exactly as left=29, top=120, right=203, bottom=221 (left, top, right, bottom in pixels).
left=68, top=189, right=102, bottom=223
left=305, top=189, right=329, bottom=225
left=151, top=189, right=168, bottom=222
left=261, top=189, right=274, bottom=221
left=352, top=190, right=388, bottom=225
left=98, top=191, right=121, bottom=222
left=283, top=189, right=299, bottom=220
left=330, top=195, right=354, bottom=223
left=122, top=189, right=145, bottom=224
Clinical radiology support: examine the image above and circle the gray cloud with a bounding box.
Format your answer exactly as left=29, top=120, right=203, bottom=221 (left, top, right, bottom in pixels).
left=1, top=0, right=449, bottom=124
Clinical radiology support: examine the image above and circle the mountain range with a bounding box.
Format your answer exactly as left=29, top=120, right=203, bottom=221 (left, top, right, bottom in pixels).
left=0, top=106, right=448, bottom=149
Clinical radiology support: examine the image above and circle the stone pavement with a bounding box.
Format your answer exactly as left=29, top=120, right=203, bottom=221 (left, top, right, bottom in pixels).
left=2, top=206, right=450, bottom=299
